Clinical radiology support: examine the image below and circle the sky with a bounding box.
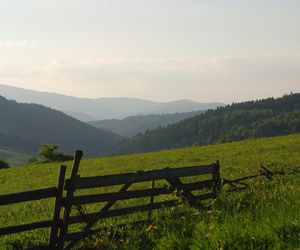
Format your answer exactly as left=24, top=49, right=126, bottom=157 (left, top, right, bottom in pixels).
left=0, top=0, right=300, bottom=103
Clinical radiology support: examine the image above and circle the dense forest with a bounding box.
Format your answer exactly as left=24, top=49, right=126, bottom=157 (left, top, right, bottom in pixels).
left=113, top=93, right=300, bottom=155
left=88, top=111, right=203, bottom=137
left=0, top=96, right=121, bottom=157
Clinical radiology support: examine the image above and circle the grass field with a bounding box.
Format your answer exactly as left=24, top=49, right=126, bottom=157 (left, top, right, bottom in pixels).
left=0, top=134, right=300, bottom=249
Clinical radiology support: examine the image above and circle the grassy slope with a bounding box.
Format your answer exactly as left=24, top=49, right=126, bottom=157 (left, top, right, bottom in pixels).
left=0, top=134, right=299, bottom=249
left=0, top=146, right=31, bottom=166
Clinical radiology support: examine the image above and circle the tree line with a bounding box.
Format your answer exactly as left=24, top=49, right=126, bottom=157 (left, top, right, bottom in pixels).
left=113, top=93, right=300, bottom=155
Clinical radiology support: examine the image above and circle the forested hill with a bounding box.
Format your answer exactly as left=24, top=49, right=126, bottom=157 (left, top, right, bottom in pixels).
left=0, top=96, right=121, bottom=157
left=88, top=111, right=203, bottom=138
left=113, top=93, right=300, bottom=155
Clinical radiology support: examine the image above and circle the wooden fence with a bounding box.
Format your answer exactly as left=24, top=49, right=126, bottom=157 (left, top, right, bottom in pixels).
left=0, top=164, right=67, bottom=249
left=0, top=150, right=221, bottom=249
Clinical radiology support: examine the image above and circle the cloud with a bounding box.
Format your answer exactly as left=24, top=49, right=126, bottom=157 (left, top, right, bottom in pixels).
left=0, top=54, right=300, bottom=102
left=210, top=54, right=300, bottom=84
left=0, top=64, right=43, bottom=76
left=0, top=40, right=39, bottom=47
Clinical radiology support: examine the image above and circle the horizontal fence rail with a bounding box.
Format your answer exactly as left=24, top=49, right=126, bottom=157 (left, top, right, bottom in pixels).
left=0, top=187, right=57, bottom=206
left=63, top=179, right=215, bottom=206
left=67, top=164, right=215, bottom=190
left=68, top=199, right=179, bottom=225
left=0, top=220, right=53, bottom=236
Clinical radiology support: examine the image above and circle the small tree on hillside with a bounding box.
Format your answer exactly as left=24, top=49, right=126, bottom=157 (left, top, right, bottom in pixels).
left=38, top=144, right=58, bottom=161
left=38, top=144, right=73, bottom=162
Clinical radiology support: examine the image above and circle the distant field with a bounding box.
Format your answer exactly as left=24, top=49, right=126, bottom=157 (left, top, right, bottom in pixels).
left=0, top=134, right=299, bottom=249
left=0, top=146, right=31, bottom=166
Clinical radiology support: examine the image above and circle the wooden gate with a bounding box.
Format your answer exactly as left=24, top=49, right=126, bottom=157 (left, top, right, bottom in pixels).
left=0, top=151, right=221, bottom=249
left=55, top=151, right=221, bottom=249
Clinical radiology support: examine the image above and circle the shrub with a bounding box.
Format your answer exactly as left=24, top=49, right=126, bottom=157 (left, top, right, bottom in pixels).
left=0, top=159, right=10, bottom=169
left=38, top=144, right=73, bottom=163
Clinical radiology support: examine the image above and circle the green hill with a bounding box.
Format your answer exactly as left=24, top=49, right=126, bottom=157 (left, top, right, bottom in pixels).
left=88, top=111, right=203, bottom=137
left=0, top=134, right=299, bottom=249
left=0, top=95, right=122, bottom=157
left=114, top=93, right=300, bottom=155
left=0, top=146, right=31, bottom=166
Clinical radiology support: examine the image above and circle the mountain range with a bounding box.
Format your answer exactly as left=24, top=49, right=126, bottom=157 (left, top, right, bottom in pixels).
left=1, top=88, right=299, bottom=166
left=0, top=95, right=121, bottom=160
left=0, top=84, right=224, bottom=121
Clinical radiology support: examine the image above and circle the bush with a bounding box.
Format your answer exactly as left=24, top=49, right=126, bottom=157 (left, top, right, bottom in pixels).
left=0, top=159, right=10, bottom=169
left=38, top=144, right=59, bottom=161
left=38, top=144, right=73, bottom=163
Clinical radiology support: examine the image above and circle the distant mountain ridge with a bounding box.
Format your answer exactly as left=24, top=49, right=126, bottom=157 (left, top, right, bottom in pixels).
left=88, top=111, right=203, bottom=138
left=0, top=84, right=224, bottom=121
left=0, top=95, right=121, bottom=158
left=113, top=93, right=300, bottom=155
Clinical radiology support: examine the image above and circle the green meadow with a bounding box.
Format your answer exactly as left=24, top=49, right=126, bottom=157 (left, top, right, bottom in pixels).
left=0, top=134, right=300, bottom=249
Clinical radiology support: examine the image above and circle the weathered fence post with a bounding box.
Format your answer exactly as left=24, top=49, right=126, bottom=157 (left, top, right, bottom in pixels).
left=57, top=150, right=83, bottom=249
left=212, top=161, right=221, bottom=197
left=48, top=165, right=67, bottom=249
left=216, top=161, right=221, bottom=191
left=148, top=180, right=155, bottom=219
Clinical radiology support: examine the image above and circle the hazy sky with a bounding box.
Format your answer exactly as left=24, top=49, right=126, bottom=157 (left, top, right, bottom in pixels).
left=0, top=0, right=300, bottom=103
